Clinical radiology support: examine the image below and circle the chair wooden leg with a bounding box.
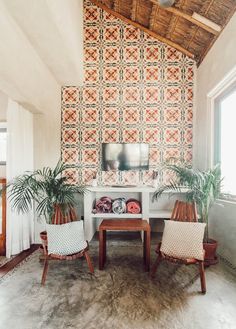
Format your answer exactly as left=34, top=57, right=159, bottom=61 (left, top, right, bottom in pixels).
left=41, top=258, right=49, bottom=285
left=84, top=251, right=94, bottom=274
left=199, top=261, right=206, bottom=294
left=151, top=254, right=162, bottom=278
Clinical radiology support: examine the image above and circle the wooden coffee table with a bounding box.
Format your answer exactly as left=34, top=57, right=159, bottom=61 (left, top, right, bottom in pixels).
left=99, top=219, right=151, bottom=271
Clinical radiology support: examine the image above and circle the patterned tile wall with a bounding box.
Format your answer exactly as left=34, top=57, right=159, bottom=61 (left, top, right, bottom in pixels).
left=61, top=0, right=195, bottom=185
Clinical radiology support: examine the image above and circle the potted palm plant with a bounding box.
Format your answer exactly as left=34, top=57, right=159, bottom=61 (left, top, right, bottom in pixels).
left=153, top=163, right=222, bottom=265
left=1, top=161, right=86, bottom=243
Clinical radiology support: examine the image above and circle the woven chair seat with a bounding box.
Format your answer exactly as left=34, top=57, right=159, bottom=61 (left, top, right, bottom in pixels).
left=155, top=242, right=197, bottom=264
left=160, top=252, right=198, bottom=265
left=151, top=200, right=206, bottom=293
left=40, top=217, right=94, bottom=285
left=49, top=244, right=89, bottom=261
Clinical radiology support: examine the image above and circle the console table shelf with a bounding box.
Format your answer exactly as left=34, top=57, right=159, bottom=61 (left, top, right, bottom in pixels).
left=88, top=186, right=156, bottom=193
left=83, top=185, right=186, bottom=241
left=149, top=210, right=172, bottom=218
left=91, top=213, right=143, bottom=218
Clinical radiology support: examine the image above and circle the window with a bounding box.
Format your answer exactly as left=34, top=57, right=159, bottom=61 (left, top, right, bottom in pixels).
left=0, top=126, right=7, bottom=165
left=215, top=84, right=236, bottom=200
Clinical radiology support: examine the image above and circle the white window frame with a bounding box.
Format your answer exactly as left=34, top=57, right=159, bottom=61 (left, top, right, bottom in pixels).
left=207, top=66, right=236, bottom=202
left=0, top=122, right=7, bottom=166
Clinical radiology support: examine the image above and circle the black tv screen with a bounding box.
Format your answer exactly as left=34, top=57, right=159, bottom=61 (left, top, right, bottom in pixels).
left=102, top=143, right=149, bottom=171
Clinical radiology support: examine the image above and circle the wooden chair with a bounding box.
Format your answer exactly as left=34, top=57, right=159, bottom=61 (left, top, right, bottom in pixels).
left=41, top=239, right=94, bottom=285
left=40, top=208, right=94, bottom=285
left=151, top=200, right=206, bottom=294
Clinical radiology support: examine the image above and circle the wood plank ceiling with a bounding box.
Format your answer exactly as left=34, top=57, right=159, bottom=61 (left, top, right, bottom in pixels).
left=90, top=0, right=236, bottom=65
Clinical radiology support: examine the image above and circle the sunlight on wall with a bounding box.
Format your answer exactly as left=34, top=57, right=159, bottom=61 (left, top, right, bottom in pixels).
left=0, top=128, right=7, bottom=163
left=220, top=90, right=236, bottom=195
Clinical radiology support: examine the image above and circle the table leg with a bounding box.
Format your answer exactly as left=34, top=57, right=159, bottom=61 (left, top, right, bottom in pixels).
left=145, top=230, right=150, bottom=272
left=103, top=230, right=106, bottom=264
left=99, top=229, right=105, bottom=270
left=143, top=230, right=146, bottom=265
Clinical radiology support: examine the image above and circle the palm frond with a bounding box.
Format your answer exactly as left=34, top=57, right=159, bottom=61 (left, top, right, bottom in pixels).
left=36, top=197, right=54, bottom=220
left=153, top=162, right=223, bottom=231
left=6, top=160, right=86, bottom=223
left=7, top=174, right=40, bottom=213
left=152, top=180, right=182, bottom=201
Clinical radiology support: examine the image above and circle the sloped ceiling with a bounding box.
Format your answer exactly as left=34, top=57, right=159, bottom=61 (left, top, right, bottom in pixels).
left=0, top=0, right=236, bottom=115
left=0, top=0, right=83, bottom=114
left=91, top=0, right=236, bottom=65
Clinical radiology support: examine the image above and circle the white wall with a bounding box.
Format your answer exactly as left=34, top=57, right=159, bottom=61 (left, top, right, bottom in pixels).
left=0, top=0, right=84, bottom=169
left=0, top=166, right=6, bottom=178
left=0, top=89, right=61, bottom=178
left=196, top=12, right=236, bottom=266
left=0, top=89, right=7, bottom=121
left=210, top=201, right=236, bottom=267
left=0, top=1, right=84, bottom=243
left=195, top=13, right=236, bottom=169
left=3, top=0, right=84, bottom=86
left=33, top=102, right=61, bottom=170
left=0, top=90, right=7, bottom=177
left=0, top=0, right=63, bottom=170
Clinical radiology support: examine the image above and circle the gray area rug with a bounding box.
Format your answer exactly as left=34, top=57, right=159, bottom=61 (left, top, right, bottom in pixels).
left=0, top=233, right=236, bottom=329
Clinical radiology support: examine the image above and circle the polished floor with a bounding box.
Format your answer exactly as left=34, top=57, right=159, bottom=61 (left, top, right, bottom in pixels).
left=0, top=233, right=236, bottom=329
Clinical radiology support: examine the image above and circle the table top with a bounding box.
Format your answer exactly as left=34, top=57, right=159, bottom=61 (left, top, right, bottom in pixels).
left=99, top=219, right=150, bottom=231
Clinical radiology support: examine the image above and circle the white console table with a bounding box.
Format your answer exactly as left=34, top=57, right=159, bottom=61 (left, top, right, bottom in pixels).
left=83, top=186, right=186, bottom=241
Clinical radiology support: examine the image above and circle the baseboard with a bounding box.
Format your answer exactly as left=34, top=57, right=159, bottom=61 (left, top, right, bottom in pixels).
left=0, top=244, right=40, bottom=278
left=218, top=253, right=236, bottom=273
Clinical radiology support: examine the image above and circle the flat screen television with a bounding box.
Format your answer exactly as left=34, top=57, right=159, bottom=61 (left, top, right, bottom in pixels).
left=102, top=143, right=149, bottom=171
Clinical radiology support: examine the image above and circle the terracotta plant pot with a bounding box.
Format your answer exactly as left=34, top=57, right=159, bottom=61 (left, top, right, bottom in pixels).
left=203, top=239, right=218, bottom=266
left=40, top=231, right=47, bottom=241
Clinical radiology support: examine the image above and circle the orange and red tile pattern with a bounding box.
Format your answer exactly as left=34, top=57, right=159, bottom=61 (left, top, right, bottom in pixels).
left=61, top=0, right=195, bottom=185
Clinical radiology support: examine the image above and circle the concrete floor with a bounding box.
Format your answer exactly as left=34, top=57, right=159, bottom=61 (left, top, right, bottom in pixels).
left=0, top=255, right=13, bottom=267
left=0, top=233, right=236, bottom=329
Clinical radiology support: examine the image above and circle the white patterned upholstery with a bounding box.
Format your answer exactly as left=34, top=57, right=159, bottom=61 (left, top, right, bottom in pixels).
left=46, top=221, right=87, bottom=256
left=160, top=220, right=206, bottom=261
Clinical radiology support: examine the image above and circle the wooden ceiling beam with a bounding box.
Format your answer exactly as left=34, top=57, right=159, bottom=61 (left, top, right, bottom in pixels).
left=197, top=0, right=235, bottom=65
left=131, top=0, right=138, bottom=21
left=90, top=0, right=195, bottom=59
left=149, top=0, right=220, bottom=35
left=164, top=7, right=220, bottom=36
left=113, top=0, right=119, bottom=12
left=149, top=4, right=159, bottom=30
